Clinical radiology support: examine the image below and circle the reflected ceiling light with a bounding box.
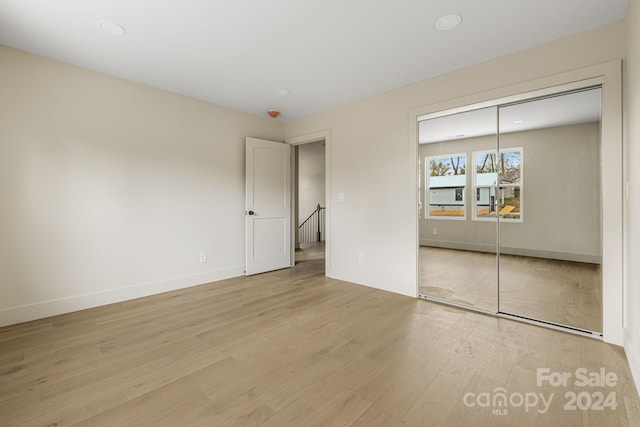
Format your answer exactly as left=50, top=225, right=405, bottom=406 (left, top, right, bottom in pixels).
left=435, top=14, right=462, bottom=31
left=513, top=119, right=526, bottom=124
left=277, top=89, right=291, bottom=96
left=96, top=19, right=126, bottom=36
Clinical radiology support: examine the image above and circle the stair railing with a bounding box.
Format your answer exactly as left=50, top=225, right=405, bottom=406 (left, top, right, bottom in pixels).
left=298, top=204, right=325, bottom=243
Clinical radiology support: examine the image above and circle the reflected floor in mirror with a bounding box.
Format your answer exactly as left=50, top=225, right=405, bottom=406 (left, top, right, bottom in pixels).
left=419, top=246, right=498, bottom=311
left=419, top=246, right=602, bottom=333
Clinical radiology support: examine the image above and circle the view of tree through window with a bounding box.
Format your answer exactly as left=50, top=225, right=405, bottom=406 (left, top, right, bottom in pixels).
left=430, top=156, right=466, bottom=176
left=476, top=152, right=497, bottom=174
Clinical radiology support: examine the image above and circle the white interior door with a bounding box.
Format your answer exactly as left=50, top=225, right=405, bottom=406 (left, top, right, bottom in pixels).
left=245, top=137, right=291, bottom=275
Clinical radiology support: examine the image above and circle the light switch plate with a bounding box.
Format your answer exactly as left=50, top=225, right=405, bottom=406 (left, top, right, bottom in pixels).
left=625, top=181, right=630, bottom=200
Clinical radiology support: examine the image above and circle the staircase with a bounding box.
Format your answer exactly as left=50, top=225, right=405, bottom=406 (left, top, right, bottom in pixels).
left=298, top=204, right=325, bottom=243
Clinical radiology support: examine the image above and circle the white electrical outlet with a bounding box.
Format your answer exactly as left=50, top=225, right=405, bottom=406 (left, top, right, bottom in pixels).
left=432, top=228, right=438, bottom=236
left=338, top=192, right=345, bottom=202
left=199, top=252, right=207, bottom=263
left=358, top=253, right=365, bottom=263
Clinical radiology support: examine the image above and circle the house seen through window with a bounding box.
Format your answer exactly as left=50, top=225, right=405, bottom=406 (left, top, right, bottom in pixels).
left=426, top=154, right=466, bottom=219
left=474, top=148, right=523, bottom=221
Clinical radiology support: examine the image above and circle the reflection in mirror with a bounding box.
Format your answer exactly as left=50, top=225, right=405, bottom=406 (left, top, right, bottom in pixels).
left=498, top=88, right=602, bottom=332
left=418, top=107, right=498, bottom=312
left=472, top=149, right=523, bottom=220
left=417, top=87, right=603, bottom=334
left=426, top=154, right=466, bottom=218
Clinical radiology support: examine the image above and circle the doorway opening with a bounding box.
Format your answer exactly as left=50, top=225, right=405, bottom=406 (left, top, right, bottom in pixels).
left=294, top=140, right=326, bottom=269
left=288, top=130, right=331, bottom=274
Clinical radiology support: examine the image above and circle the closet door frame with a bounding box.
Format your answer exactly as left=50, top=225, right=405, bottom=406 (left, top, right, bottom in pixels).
left=411, top=61, right=623, bottom=345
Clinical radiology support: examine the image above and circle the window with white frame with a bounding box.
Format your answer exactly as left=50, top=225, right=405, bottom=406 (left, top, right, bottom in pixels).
left=425, top=154, right=466, bottom=219
left=474, top=148, right=523, bottom=221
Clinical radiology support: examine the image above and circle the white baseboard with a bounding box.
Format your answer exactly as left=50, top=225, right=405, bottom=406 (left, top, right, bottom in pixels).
left=0, top=266, right=245, bottom=328
left=327, top=268, right=416, bottom=298
left=420, top=240, right=601, bottom=264
left=624, top=328, right=640, bottom=397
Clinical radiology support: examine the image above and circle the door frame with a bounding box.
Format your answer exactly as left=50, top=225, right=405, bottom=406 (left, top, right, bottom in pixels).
left=410, top=61, right=623, bottom=345
left=286, top=129, right=332, bottom=274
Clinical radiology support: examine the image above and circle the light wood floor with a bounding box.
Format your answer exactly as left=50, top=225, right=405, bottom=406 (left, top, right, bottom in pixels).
left=1, top=246, right=639, bottom=426
left=296, top=242, right=326, bottom=263
left=419, top=246, right=602, bottom=332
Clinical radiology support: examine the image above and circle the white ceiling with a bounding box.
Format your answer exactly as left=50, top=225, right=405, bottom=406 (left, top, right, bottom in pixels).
left=419, top=88, right=602, bottom=143
left=0, top=0, right=628, bottom=121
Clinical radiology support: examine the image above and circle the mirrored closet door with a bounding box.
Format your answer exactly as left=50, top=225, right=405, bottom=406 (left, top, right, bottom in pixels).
left=418, top=106, right=498, bottom=313
left=418, top=86, right=603, bottom=334
left=497, top=88, right=602, bottom=332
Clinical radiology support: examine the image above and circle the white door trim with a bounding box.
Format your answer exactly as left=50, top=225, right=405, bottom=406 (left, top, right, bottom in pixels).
left=410, top=60, right=623, bottom=345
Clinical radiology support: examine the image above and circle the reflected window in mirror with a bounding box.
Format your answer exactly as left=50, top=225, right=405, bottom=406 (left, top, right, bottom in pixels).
left=425, top=153, right=466, bottom=220
left=473, top=148, right=523, bottom=222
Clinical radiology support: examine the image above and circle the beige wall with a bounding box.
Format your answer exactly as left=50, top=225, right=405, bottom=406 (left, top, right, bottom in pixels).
left=0, top=45, right=284, bottom=325
left=419, top=122, right=602, bottom=263
left=285, top=21, right=625, bottom=296
left=624, top=0, right=640, bottom=394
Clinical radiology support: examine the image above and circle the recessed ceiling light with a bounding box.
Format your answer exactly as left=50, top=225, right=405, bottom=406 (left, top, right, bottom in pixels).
left=455, top=134, right=465, bottom=138
left=96, top=19, right=126, bottom=36
left=435, top=14, right=462, bottom=31
left=277, top=89, right=291, bottom=96
left=513, top=119, right=526, bottom=124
